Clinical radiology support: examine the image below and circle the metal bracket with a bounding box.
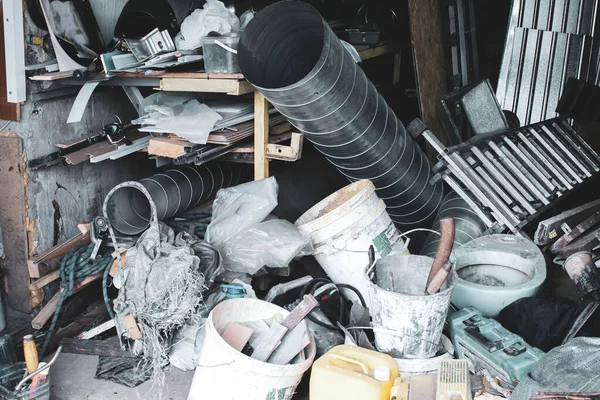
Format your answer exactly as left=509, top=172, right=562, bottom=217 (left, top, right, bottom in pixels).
left=125, top=28, right=175, bottom=62
left=265, top=133, right=303, bottom=161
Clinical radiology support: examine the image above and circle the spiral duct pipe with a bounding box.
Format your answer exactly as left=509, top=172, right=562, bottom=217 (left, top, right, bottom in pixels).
left=420, top=191, right=487, bottom=257
left=105, top=163, right=248, bottom=235
left=238, top=1, right=443, bottom=229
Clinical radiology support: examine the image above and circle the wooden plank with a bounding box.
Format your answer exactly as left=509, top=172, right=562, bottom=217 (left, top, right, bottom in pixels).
left=28, top=230, right=91, bottom=281
left=77, top=319, right=116, bottom=340
left=0, top=137, right=30, bottom=312
left=408, top=0, right=449, bottom=152
left=160, top=78, right=254, bottom=95
left=122, top=314, right=142, bottom=340
left=31, top=291, right=61, bottom=329
left=266, top=133, right=303, bottom=161
left=60, top=338, right=135, bottom=358
left=31, top=274, right=102, bottom=330
left=231, top=132, right=294, bottom=153
left=28, top=70, right=76, bottom=81
left=0, top=8, right=19, bottom=120
left=29, top=270, right=60, bottom=292
left=357, top=41, right=401, bottom=61
left=147, top=136, right=188, bottom=158
left=254, top=91, right=269, bottom=180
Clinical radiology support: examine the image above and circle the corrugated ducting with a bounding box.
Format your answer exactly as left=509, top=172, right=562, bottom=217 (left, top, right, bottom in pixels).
left=105, top=163, right=248, bottom=235
left=237, top=1, right=443, bottom=229
left=421, top=191, right=487, bottom=257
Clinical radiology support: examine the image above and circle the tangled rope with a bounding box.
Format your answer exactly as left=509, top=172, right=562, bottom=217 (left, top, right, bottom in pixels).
left=40, top=243, right=114, bottom=356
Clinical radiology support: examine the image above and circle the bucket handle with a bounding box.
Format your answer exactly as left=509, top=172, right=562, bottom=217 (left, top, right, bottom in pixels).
left=214, top=40, right=238, bottom=54
left=329, top=354, right=370, bottom=374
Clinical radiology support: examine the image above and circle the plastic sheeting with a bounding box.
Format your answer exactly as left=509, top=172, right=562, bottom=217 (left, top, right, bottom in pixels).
left=112, top=222, right=218, bottom=383
left=511, top=337, right=600, bottom=400
left=133, top=100, right=222, bottom=144
left=205, top=177, right=312, bottom=275
left=175, top=0, right=240, bottom=51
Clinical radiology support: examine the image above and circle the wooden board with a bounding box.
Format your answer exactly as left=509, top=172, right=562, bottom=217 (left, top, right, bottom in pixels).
left=27, top=230, right=91, bottom=280
left=0, top=137, right=30, bottom=312
left=254, top=92, right=270, bottom=180
left=0, top=8, right=19, bottom=120
left=356, top=41, right=401, bottom=61
left=147, top=117, right=290, bottom=159
left=408, top=0, right=449, bottom=151
left=160, top=77, right=254, bottom=95
left=60, top=337, right=135, bottom=358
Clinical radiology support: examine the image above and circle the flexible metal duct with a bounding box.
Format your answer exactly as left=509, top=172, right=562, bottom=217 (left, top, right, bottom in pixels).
left=238, top=1, right=443, bottom=229
left=105, top=163, right=248, bottom=235
left=421, top=191, right=487, bottom=257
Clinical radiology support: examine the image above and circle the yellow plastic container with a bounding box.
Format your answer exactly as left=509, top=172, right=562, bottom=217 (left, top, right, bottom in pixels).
left=310, top=345, right=400, bottom=400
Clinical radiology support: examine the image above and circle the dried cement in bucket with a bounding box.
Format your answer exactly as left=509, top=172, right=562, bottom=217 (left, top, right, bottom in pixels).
left=366, top=254, right=457, bottom=359
left=189, top=298, right=316, bottom=400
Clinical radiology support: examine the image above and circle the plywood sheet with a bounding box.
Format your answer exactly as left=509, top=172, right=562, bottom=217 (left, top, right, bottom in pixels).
left=0, top=137, right=30, bottom=312
left=408, top=0, right=449, bottom=146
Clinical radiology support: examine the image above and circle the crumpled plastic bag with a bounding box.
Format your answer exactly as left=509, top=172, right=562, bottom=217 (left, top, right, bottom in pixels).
left=175, top=0, right=240, bottom=51
left=132, top=100, right=222, bottom=144
left=205, top=177, right=312, bottom=275
left=169, top=315, right=206, bottom=371
left=205, top=177, right=279, bottom=247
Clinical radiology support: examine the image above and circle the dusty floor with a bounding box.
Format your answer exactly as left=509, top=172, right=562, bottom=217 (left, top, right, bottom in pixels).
left=51, top=354, right=194, bottom=400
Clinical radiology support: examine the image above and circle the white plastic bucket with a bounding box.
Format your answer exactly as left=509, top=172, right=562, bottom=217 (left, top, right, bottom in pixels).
left=366, top=254, right=457, bottom=359
left=394, top=335, right=454, bottom=378
left=295, top=180, right=407, bottom=307
left=188, top=298, right=316, bottom=400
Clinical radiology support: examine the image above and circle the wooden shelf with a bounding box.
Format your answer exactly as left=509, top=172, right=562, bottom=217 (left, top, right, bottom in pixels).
left=30, top=41, right=401, bottom=181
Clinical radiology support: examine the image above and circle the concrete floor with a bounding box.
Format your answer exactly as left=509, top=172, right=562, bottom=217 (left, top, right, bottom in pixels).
left=51, top=354, right=194, bottom=400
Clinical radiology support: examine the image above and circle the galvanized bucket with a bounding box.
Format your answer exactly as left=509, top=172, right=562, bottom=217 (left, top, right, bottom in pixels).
left=365, top=254, right=457, bottom=359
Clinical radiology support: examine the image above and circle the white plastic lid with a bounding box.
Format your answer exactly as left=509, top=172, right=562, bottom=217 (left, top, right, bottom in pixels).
left=373, top=366, right=391, bottom=382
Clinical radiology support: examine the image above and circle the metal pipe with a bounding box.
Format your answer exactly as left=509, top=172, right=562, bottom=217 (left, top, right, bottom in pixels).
left=105, top=163, right=247, bottom=235
left=421, top=191, right=487, bottom=257
left=238, top=1, right=443, bottom=229
left=563, top=251, right=600, bottom=301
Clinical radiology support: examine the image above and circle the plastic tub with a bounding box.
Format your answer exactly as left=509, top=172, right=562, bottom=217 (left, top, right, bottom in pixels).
left=295, top=180, right=408, bottom=307
left=202, top=33, right=241, bottom=74
left=189, top=298, right=316, bottom=400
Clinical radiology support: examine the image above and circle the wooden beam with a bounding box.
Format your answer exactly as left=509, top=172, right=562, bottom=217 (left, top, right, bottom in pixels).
left=147, top=136, right=188, bottom=158
left=266, top=133, right=304, bottom=162
left=31, top=291, right=61, bottom=330
left=160, top=78, right=254, bottom=95
left=0, top=137, right=30, bottom=312
left=254, top=91, right=270, bottom=180
left=357, top=41, right=401, bottom=61
left=77, top=319, right=116, bottom=340
left=27, top=230, right=91, bottom=280
left=60, top=338, right=135, bottom=358
left=29, top=270, right=60, bottom=292
left=31, top=274, right=103, bottom=330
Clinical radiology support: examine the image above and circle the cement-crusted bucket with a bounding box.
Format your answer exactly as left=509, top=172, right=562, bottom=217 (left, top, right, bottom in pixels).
left=188, top=298, right=316, bottom=400
left=365, top=254, right=457, bottom=359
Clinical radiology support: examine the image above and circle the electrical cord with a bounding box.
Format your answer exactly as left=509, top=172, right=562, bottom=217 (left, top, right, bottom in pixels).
left=299, top=278, right=367, bottom=332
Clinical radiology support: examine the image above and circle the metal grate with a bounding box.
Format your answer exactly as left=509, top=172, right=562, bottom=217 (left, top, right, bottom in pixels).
left=420, top=118, right=600, bottom=235
left=437, top=360, right=472, bottom=400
